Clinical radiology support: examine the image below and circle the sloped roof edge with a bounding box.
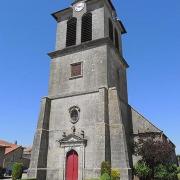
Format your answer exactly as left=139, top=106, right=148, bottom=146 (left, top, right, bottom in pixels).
left=131, top=106, right=162, bottom=133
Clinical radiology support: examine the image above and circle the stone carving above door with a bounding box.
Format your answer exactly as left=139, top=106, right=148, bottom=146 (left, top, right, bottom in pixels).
left=57, top=133, right=87, bottom=148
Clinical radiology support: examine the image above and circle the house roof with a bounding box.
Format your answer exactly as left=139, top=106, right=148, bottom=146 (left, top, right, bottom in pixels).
left=0, top=140, right=22, bottom=155
left=131, top=106, right=162, bottom=134
left=23, top=146, right=32, bottom=154
left=0, top=144, right=8, bottom=149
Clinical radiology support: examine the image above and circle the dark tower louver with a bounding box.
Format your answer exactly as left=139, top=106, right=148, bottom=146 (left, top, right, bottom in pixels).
left=81, top=12, right=92, bottom=43
left=66, top=17, right=77, bottom=47
left=115, top=28, right=119, bottom=51
left=109, top=19, right=114, bottom=42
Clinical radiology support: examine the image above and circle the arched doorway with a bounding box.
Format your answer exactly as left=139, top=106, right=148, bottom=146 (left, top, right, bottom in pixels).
left=66, top=150, right=78, bottom=180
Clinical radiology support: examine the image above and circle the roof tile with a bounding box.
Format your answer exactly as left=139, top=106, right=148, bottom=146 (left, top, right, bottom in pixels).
left=0, top=140, right=21, bottom=155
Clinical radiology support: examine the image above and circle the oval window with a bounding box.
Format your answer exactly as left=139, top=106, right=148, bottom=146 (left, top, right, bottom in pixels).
left=69, top=106, right=80, bottom=124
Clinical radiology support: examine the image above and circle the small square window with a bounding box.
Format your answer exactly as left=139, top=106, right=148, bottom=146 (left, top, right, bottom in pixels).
left=70, top=62, right=82, bottom=78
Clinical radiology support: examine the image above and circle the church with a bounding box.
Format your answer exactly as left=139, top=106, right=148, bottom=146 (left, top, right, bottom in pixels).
left=28, top=0, right=177, bottom=180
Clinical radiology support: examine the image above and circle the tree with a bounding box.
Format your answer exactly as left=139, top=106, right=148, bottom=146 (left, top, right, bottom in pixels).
left=134, top=135, right=173, bottom=178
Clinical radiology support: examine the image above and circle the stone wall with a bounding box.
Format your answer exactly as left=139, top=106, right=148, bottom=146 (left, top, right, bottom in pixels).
left=0, top=148, right=5, bottom=167
left=28, top=0, right=177, bottom=180
left=48, top=45, right=107, bottom=96
left=3, top=147, right=23, bottom=169
left=55, top=1, right=105, bottom=51
left=46, top=89, right=107, bottom=180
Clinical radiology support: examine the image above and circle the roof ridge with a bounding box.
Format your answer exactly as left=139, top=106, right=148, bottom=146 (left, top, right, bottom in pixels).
left=0, top=139, right=20, bottom=146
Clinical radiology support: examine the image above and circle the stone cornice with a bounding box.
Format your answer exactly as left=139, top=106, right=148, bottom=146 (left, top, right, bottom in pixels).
left=45, top=88, right=100, bottom=100
left=52, top=7, right=72, bottom=22
left=48, top=37, right=129, bottom=68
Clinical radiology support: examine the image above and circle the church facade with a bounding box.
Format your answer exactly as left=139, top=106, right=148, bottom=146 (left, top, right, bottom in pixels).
left=28, top=0, right=177, bottom=180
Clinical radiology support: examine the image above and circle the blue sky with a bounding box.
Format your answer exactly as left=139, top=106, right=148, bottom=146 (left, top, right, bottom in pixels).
left=0, top=0, right=179, bottom=154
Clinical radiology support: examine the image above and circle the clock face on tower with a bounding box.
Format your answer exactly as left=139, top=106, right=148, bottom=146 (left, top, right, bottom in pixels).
left=75, top=2, right=85, bottom=12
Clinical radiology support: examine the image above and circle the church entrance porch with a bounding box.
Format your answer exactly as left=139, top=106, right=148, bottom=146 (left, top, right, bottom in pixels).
left=58, top=132, right=87, bottom=180
left=66, top=150, right=78, bottom=180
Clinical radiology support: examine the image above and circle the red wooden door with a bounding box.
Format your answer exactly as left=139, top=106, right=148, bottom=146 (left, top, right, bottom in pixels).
left=66, top=150, right=78, bottom=180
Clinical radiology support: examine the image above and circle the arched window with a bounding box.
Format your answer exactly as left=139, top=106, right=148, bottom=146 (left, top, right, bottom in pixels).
left=115, top=28, right=119, bottom=51
left=81, top=12, right=92, bottom=43
left=109, top=19, right=114, bottom=42
left=66, top=17, right=77, bottom=47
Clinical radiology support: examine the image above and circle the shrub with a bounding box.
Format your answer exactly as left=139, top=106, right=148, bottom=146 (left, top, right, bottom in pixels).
left=178, top=173, right=180, bottom=180
left=177, top=167, right=180, bottom=174
left=0, top=167, right=4, bottom=178
left=101, top=161, right=111, bottom=176
left=154, top=164, right=168, bottom=179
left=100, top=173, right=111, bottom=180
left=111, top=169, right=120, bottom=180
left=134, top=161, right=151, bottom=179
left=155, top=164, right=178, bottom=180
left=0, top=167, right=6, bottom=178
left=178, top=167, right=180, bottom=180
left=12, top=163, right=23, bottom=180
left=166, top=164, right=178, bottom=180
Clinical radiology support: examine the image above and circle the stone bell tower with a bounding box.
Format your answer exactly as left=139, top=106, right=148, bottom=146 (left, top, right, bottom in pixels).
left=28, top=0, right=132, bottom=179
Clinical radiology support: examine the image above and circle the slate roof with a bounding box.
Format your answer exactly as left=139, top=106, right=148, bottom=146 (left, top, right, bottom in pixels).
left=131, top=107, right=162, bottom=134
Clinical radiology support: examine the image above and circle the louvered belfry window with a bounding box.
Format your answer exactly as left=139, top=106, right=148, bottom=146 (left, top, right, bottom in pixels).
left=81, top=12, right=92, bottom=43
left=66, top=17, right=77, bottom=47
left=109, top=19, right=114, bottom=41
left=115, top=28, right=119, bottom=51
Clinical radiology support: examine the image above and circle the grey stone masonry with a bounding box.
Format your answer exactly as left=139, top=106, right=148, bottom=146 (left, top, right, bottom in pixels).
left=108, top=87, right=132, bottom=180
left=28, top=97, right=51, bottom=179
left=28, top=0, right=177, bottom=180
